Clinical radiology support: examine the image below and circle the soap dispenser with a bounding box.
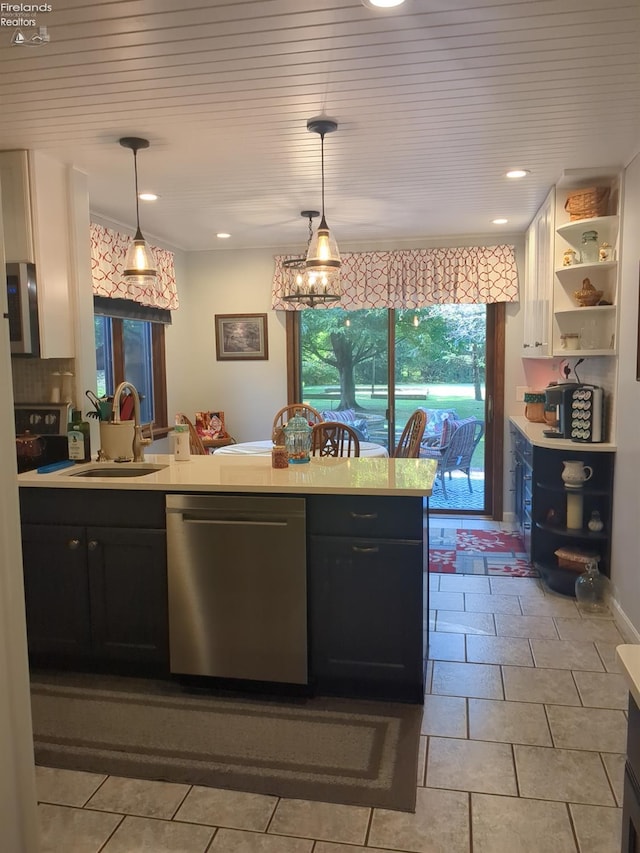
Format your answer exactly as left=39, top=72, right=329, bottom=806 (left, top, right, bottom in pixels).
left=67, top=409, right=91, bottom=463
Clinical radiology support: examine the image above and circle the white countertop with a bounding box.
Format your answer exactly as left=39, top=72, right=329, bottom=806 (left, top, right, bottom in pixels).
left=17, top=453, right=437, bottom=497
left=617, top=645, right=640, bottom=708
left=510, top=416, right=616, bottom=451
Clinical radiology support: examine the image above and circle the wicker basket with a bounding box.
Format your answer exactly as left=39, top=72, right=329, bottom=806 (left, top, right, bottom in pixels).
left=564, top=187, right=610, bottom=221
left=554, top=546, right=599, bottom=573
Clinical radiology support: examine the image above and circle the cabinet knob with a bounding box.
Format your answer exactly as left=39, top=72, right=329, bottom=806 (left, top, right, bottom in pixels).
left=523, top=344, right=530, bottom=349
left=88, top=539, right=99, bottom=551
left=67, top=538, right=80, bottom=550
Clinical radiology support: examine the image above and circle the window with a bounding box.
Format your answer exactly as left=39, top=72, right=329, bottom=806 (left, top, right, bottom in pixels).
left=94, top=300, right=168, bottom=433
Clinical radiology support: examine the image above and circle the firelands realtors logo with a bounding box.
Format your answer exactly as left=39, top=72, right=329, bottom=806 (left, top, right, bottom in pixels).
left=1, top=3, right=52, bottom=45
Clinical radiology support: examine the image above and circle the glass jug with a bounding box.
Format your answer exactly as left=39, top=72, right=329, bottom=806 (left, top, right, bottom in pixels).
left=580, top=230, right=599, bottom=264
left=575, top=560, right=610, bottom=614
left=284, top=414, right=312, bottom=464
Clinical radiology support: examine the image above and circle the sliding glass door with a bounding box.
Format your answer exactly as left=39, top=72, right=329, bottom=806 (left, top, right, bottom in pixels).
left=298, top=304, right=491, bottom=514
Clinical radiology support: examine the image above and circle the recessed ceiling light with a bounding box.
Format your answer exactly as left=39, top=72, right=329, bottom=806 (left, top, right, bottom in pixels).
left=216, top=233, right=231, bottom=239
left=361, top=0, right=406, bottom=8
left=492, top=218, right=509, bottom=225
left=138, top=192, right=158, bottom=201
left=506, top=170, right=530, bottom=179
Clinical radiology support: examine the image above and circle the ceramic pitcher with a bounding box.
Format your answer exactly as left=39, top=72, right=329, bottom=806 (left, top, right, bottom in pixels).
left=561, top=460, right=593, bottom=488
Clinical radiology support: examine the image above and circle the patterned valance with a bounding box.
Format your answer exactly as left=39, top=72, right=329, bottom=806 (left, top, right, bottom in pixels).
left=272, top=245, right=519, bottom=310
left=90, top=223, right=179, bottom=310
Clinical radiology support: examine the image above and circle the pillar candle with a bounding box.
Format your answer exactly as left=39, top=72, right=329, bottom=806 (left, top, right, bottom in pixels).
left=566, top=491, right=584, bottom=530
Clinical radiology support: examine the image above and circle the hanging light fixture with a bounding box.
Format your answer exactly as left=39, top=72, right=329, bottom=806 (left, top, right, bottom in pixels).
left=118, top=137, right=158, bottom=285
left=301, top=117, right=341, bottom=305
left=282, top=210, right=320, bottom=304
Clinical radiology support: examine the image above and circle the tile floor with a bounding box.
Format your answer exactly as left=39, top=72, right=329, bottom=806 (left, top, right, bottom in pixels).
left=36, top=517, right=630, bottom=852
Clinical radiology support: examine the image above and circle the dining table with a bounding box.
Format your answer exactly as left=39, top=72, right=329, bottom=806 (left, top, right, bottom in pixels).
left=213, top=439, right=389, bottom=458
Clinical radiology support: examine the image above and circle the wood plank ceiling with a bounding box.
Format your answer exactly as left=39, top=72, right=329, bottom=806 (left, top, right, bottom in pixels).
left=0, top=0, right=638, bottom=251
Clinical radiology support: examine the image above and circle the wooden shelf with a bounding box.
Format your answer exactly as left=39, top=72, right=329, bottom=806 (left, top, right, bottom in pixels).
left=554, top=305, right=616, bottom=316
left=555, top=261, right=616, bottom=278
left=551, top=348, right=616, bottom=358
left=556, top=215, right=619, bottom=248
left=535, top=521, right=608, bottom=540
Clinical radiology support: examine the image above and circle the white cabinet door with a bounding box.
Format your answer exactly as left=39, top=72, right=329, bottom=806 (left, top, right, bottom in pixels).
left=0, top=150, right=74, bottom=358
left=522, top=188, right=554, bottom=358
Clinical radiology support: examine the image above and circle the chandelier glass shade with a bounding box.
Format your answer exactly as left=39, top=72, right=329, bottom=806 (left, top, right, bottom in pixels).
left=119, top=137, right=158, bottom=286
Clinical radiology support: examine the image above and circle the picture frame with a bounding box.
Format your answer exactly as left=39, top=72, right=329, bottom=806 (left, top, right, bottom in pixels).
left=214, top=313, right=269, bottom=361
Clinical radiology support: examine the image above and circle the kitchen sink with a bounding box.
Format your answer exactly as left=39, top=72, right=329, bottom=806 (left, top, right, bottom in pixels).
left=69, top=463, right=168, bottom=478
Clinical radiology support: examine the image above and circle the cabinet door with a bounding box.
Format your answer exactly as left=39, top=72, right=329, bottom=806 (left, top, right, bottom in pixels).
left=309, top=536, right=424, bottom=699
left=21, top=524, right=91, bottom=657
left=523, top=188, right=554, bottom=357
left=87, top=527, right=168, bottom=666
left=0, top=150, right=34, bottom=262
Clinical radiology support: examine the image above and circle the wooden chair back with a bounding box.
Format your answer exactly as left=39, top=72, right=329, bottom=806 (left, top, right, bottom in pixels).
left=393, top=408, right=428, bottom=458
left=311, top=421, right=361, bottom=457
left=175, top=413, right=207, bottom=455
left=272, top=404, right=323, bottom=444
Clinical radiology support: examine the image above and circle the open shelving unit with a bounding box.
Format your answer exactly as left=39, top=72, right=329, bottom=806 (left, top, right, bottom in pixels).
left=552, top=183, right=621, bottom=357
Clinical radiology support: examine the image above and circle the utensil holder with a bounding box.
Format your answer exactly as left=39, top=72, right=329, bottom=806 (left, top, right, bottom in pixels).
left=99, top=422, right=135, bottom=461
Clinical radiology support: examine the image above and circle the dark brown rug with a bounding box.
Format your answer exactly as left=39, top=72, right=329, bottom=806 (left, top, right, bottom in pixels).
left=30, top=672, right=421, bottom=812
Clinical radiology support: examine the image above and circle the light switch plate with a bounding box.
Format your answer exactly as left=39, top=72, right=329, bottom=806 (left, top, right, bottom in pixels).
left=515, top=386, right=527, bottom=402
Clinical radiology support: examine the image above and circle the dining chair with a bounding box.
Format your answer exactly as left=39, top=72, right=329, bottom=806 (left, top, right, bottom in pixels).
left=175, top=413, right=207, bottom=455
left=420, top=417, right=484, bottom=499
left=271, top=404, right=323, bottom=444
left=311, top=421, right=361, bottom=457
left=393, top=408, right=428, bottom=458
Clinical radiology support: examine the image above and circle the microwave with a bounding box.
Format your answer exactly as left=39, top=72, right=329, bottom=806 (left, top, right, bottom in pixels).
left=6, top=262, right=40, bottom=356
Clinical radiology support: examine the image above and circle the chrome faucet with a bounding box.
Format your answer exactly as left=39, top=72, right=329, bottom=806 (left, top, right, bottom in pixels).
left=112, top=381, right=152, bottom=462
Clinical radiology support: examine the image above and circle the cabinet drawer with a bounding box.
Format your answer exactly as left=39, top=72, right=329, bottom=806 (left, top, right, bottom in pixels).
left=20, top=488, right=166, bottom=528
left=307, top=495, right=423, bottom=540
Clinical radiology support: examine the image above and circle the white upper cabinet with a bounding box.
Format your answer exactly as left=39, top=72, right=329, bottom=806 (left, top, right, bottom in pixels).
left=522, top=187, right=555, bottom=358
left=0, top=150, right=74, bottom=358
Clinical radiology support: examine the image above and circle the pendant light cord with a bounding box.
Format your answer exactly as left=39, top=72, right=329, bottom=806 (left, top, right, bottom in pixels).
left=133, top=148, right=141, bottom=231
left=320, top=132, right=326, bottom=218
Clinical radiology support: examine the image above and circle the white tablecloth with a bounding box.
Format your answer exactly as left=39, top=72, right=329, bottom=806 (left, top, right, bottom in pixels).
left=214, top=440, right=389, bottom=458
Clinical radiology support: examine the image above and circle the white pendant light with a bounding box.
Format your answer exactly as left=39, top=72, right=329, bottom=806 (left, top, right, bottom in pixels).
left=119, top=137, right=158, bottom=286
left=304, top=117, right=341, bottom=303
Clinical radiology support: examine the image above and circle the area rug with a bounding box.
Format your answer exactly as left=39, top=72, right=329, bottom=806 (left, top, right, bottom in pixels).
left=429, top=528, right=538, bottom=577
left=30, top=672, right=421, bottom=812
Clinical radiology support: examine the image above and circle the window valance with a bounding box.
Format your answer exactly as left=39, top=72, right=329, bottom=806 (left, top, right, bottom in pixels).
left=90, top=223, right=179, bottom=310
left=272, top=245, right=519, bottom=310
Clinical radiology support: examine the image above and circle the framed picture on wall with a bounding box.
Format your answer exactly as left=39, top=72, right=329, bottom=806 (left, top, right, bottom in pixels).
left=215, top=313, right=269, bottom=361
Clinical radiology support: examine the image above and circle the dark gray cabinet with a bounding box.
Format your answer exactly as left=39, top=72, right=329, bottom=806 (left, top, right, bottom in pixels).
left=20, top=489, right=168, bottom=670
left=623, top=695, right=640, bottom=853
left=307, top=494, right=426, bottom=701
left=511, top=425, right=533, bottom=557
left=510, top=423, right=615, bottom=596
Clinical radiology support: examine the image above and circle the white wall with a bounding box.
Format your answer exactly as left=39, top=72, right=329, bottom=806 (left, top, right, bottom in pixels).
left=169, top=237, right=526, bottom=451
left=0, top=169, right=39, bottom=853
left=610, top=150, right=640, bottom=635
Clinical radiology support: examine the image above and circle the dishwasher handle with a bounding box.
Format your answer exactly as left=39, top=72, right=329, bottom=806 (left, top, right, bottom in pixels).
left=182, top=515, right=288, bottom=527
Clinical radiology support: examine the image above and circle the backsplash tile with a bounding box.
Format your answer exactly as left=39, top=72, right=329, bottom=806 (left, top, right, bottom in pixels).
left=12, top=357, right=75, bottom=404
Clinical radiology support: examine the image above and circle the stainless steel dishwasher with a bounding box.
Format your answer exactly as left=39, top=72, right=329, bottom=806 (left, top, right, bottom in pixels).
left=166, top=494, right=307, bottom=684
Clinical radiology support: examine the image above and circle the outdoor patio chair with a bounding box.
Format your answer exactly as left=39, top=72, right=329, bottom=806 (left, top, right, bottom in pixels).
left=420, top=417, right=484, bottom=500
left=311, top=421, right=361, bottom=457
left=272, top=404, right=323, bottom=444
left=393, top=408, right=428, bottom=458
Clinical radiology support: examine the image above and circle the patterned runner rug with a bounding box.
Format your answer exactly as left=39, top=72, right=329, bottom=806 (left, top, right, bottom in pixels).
left=30, top=671, right=422, bottom=813
left=429, top=528, right=538, bottom=576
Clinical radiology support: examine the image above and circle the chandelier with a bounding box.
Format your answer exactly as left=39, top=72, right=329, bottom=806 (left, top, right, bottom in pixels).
left=282, top=118, right=342, bottom=307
